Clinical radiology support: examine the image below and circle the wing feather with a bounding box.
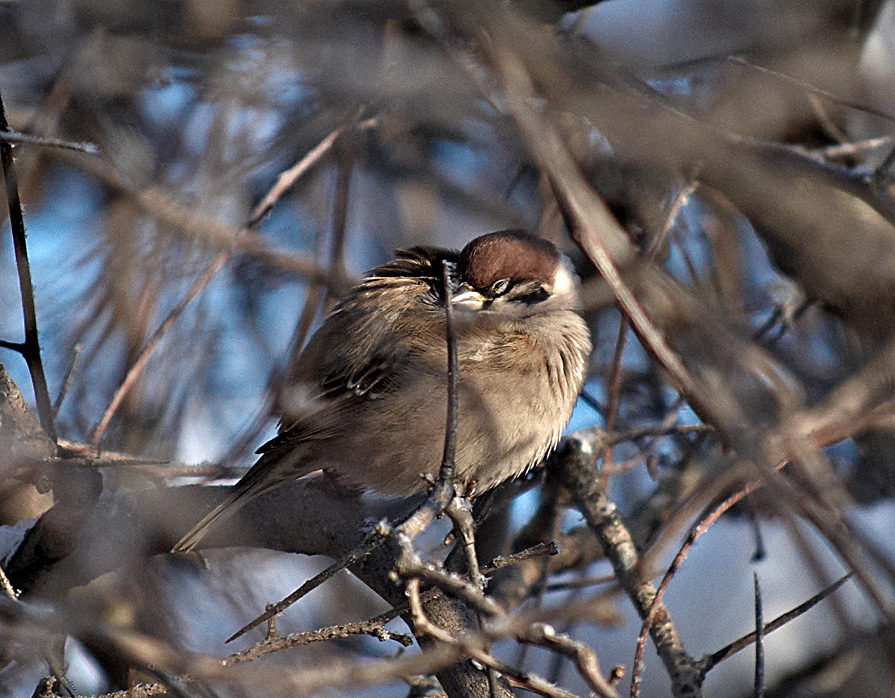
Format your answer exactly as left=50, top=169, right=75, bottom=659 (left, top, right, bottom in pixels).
left=257, top=246, right=456, bottom=455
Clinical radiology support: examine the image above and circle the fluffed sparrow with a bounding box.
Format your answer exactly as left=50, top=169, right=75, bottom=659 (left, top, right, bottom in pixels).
left=173, top=230, right=591, bottom=552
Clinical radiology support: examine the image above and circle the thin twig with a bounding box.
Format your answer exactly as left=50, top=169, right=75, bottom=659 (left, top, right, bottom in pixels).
left=0, top=564, right=18, bottom=601
left=53, top=344, right=81, bottom=417
left=630, top=477, right=765, bottom=695
left=0, top=128, right=99, bottom=154
left=518, top=623, right=620, bottom=698
left=489, top=42, right=703, bottom=406
left=390, top=259, right=462, bottom=543
left=89, top=117, right=367, bottom=445
left=605, top=315, right=629, bottom=434
left=645, top=180, right=697, bottom=259
left=226, top=526, right=387, bottom=643
left=0, top=88, right=57, bottom=445
left=228, top=541, right=558, bottom=665
left=727, top=55, right=895, bottom=124
left=406, top=578, right=582, bottom=698
left=753, top=572, right=764, bottom=698
left=247, top=116, right=376, bottom=227
left=700, top=573, right=852, bottom=675
left=555, top=437, right=702, bottom=698
left=228, top=270, right=490, bottom=644
left=89, top=241, right=237, bottom=446
left=487, top=541, right=560, bottom=571
left=224, top=613, right=413, bottom=665
left=439, top=258, right=460, bottom=486
left=399, top=545, right=503, bottom=618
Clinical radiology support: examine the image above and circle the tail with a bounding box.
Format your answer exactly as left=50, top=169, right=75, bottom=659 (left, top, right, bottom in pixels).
left=171, top=465, right=278, bottom=554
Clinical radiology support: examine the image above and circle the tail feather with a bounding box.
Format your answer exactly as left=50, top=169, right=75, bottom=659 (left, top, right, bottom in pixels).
left=171, top=466, right=277, bottom=554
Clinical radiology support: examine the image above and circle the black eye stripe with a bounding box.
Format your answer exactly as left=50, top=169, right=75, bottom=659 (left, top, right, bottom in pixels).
left=512, top=286, right=549, bottom=305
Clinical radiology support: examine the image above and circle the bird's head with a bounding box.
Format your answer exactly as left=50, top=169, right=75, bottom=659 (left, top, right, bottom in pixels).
left=452, top=230, right=581, bottom=320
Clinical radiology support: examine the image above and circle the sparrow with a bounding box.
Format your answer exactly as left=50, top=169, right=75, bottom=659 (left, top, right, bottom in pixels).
left=172, top=230, right=592, bottom=553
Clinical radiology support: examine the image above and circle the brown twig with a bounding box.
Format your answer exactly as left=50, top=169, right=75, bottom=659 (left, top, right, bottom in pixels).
left=0, top=564, right=18, bottom=601
left=398, top=544, right=503, bottom=619
left=406, top=578, right=581, bottom=698
left=630, top=476, right=766, bottom=695
left=223, top=612, right=413, bottom=666
left=487, top=542, right=560, bottom=571
left=89, top=241, right=237, bottom=446
left=487, top=41, right=703, bottom=407
left=439, top=259, right=460, bottom=487
left=90, top=115, right=371, bottom=447
left=518, top=623, right=620, bottom=698
left=52, top=146, right=346, bottom=290
left=231, top=265, right=474, bottom=645
left=228, top=540, right=558, bottom=666
left=226, top=525, right=387, bottom=643
left=391, top=258, right=463, bottom=544
left=605, top=315, right=629, bottom=434
left=52, top=344, right=81, bottom=418
left=726, top=55, right=895, bottom=124
left=247, top=115, right=376, bottom=227
left=645, top=180, right=697, bottom=260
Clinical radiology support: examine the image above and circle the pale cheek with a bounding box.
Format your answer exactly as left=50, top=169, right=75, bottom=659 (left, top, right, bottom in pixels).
left=552, top=264, right=577, bottom=299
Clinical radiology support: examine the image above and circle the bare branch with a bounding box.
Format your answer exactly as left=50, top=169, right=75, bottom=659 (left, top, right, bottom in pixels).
left=0, top=88, right=57, bottom=445
left=700, top=574, right=853, bottom=675
left=753, top=572, right=765, bottom=698
left=0, top=128, right=99, bottom=154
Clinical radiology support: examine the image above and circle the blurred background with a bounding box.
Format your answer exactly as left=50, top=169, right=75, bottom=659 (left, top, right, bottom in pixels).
left=2, top=0, right=895, bottom=697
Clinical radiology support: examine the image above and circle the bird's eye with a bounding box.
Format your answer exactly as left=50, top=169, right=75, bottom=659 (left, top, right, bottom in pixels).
left=489, top=278, right=511, bottom=296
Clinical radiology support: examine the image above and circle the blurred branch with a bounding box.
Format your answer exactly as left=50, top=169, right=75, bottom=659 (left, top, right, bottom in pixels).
left=248, top=115, right=377, bottom=227
left=89, top=236, right=241, bottom=447
left=0, top=128, right=98, bottom=154
left=726, top=55, right=895, bottom=125
left=481, top=32, right=704, bottom=408
left=89, top=114, right=376, bottom=447
left=55, top=148, right=349, bottom=291
left=484, top=24, right=894, bottom=618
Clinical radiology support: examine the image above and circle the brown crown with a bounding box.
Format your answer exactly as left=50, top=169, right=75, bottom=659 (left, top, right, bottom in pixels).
left=458, top=231, right=560, bottom=291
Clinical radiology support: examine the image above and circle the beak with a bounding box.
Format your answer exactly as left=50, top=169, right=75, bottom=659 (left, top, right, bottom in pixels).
left=450, top=283, right=487, bottom=311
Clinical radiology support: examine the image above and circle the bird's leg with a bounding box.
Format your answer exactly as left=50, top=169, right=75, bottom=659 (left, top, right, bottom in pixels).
left=446, top=492, right=486, bottom=592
